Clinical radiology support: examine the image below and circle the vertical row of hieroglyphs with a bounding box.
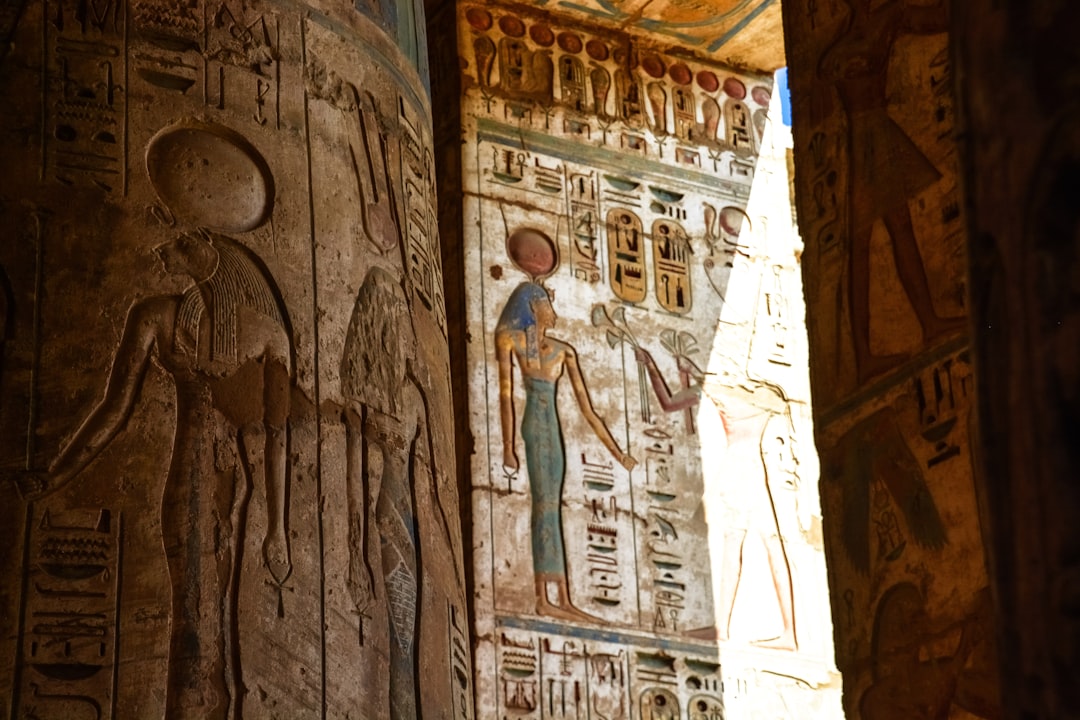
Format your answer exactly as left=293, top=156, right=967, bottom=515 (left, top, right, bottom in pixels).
left=783, top=0, right=1000, bottom=716
left=461, top=2, right=842, bottom=717
left=0, top=0, right=470, bottom=716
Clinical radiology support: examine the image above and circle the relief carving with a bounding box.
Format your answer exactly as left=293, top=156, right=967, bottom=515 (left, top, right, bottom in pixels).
left=17, top=120, right=293, bottom=720
left=340, top=266, right=453, bottom=719
left=496, top=228, right=636, bottom=623
left=818, top=0, right=963, bottom=383
left=823, top=406, right=947, bottom=576
left=859, top=584, right=998, bottom=719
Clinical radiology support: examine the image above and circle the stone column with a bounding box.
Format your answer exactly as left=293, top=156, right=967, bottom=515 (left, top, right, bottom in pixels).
left=782, top=0, right=1001, bottom=716
left=0, top=0, right=471, bottom=716
left=954, top=2, right=1080, bottom=716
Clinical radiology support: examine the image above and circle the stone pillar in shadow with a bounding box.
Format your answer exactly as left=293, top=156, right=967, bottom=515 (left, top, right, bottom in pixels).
left=0, top=0, right=471, bottom=716
left=954, top=1, right=1080, bottom=715
left=781, top=0, right=1002, bottom=716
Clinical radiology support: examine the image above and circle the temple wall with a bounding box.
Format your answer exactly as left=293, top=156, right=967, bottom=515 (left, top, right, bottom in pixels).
left=0, top=0, right=472, bottom=716
left=457, top=2, right=841, bottom=716
left=782, top=0, right=1001, bottom=716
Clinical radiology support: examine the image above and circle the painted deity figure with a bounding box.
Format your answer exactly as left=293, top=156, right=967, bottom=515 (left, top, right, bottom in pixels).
left=819, top=0, right=963, bottom=382
left=342, top=266, right=448, bottom=720
left=633, top=351, right=797, bottom=649
left=20, top=229, right=293, bottom=719
left=496, top=281, right=636, bottom=623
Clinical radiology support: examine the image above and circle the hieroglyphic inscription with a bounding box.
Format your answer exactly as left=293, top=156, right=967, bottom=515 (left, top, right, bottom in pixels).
left=651, top=220, right=692, bottom=315
left=542, top=638, right=585, bottom=718
left=131, top=0, right=279, bottom=129
left=15, top=507, right=120, bottom=720
left=640, top=686, right=679, bottom=719
left=587, top=649, right=628, bottom=718
left=44, top=0, right=127, bottom=192
left=685, top=659, right=723, bottom=720
left=399, top=96, right=447, bottom=335
left=449, top=602, right=473, bottom=719
left=568, top=171, right=601, bottom=284
left=499, top=632, right=539, bottom=714
left=606, top=208, right=646, bottom=304
left=581, top=455, right=621, bottom=606
left=913, top=350, right=971, bottom=469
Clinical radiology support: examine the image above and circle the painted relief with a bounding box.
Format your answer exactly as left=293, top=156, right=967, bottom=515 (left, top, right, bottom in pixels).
left=0, top=0, right=470, bottom=714
left=815, top=348, right=994, bottom=716
left=791, top=0, right=967, bottom=404
left=340, top=267, right=435, bottom=718
left=651, top=220, right=693, bottom=314
left=784, top=0, right=996, bottom=715
left=463, top=5, right=840, bottom=717
left=818, top=0, right=963, bottom=386
left=606, top=209, right=647, bottom=304
left=460, top=4, right=774, bottom=182
left=496, top=229, right=637, bottom=622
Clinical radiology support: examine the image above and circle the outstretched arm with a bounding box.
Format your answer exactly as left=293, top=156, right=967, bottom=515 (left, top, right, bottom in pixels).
left=634, top=347, right=701, bottom=412
left=496, top=332, right=519, bottom=470
left=261, top=356, right=292, bottom=585
left=44, top=298, right=165, bottom=493
left=564, top=347, right=636, bottom=470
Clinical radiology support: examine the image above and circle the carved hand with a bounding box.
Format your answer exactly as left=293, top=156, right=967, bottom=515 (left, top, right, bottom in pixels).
left=502, top=446, right=520, bottom=473
left=262, top=530, right=292, bottom=586
left=10, top=469, right=52, bottom=500
left=619, top=452, right=638, bottom=471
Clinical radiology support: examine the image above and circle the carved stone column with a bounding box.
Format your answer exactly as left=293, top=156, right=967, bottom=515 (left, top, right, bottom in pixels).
left=954, top=1, right=1080, bottom=716
left=782, top=0, right=1001, bottom=716
left=0, top=0, right=472, bottom=716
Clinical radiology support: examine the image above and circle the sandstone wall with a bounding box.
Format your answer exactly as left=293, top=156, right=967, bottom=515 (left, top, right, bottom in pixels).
left=458, top=2, right=841, bottom=716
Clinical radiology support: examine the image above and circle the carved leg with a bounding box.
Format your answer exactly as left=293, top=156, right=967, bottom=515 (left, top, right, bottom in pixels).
left=716, top=530, right=746, bottom=641
left=752, top=534, right=797, bottom=651
left=882, top=204, right=966, bottom=344
left=161, top=420, right=230, bottom=720
left=373, top=444, right=420, bottom=720
left=534, top=574, right=603, bottom=624
left=343, top=407, right=375, bottom=632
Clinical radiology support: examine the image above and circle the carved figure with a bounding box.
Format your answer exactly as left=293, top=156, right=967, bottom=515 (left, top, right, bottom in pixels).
left=496, top=280, right=636, bottom=623
left=341, top=266, right=439, bottom=720
left=17, top=122, right=292, bottom=720
left=636, top=366, right=798, bottom=649
left=859, top=584, right=999, bottom=719
left=823, top=406, right=946, bottom=575
left=819, top=0, right=963, bottom=382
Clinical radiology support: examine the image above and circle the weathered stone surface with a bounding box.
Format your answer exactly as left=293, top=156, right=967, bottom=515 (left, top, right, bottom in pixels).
left=458, top=2, right=841, bottom=715
left=0, top=0, right=471, bottom=716
left=783, top=0, right=1001, bottom=716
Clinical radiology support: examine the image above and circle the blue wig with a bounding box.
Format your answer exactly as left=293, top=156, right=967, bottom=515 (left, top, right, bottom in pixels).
left=496, top=281, right=550, bottom=334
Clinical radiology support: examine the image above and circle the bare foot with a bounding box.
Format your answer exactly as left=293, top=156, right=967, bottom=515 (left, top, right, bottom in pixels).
left=537, top=598, right=604, bottom=624
left=683, top=625, right=720, bottom=641
left=752, top=632, right=797, bottom=651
